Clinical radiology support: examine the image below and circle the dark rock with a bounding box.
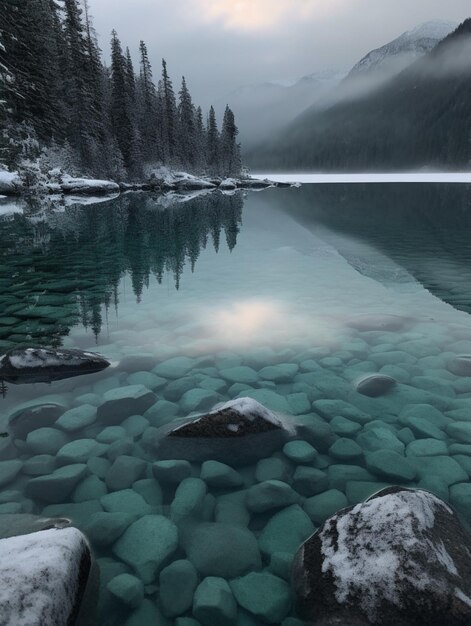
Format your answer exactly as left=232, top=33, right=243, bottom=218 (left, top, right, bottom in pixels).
left=447, top=356, right=471, bottom=377
left=292, top=486, right=471, bottom=626
left=153, top=397, right=292, bottom=465
left=0, top=348, right=109, bottom=384
left=356, top=375, right=397, bottom=398
left=346, top=315, right=413, bottom=332
left=8, top=403, right=64, bottom=439
left=236, top=179, right=274, bottom=189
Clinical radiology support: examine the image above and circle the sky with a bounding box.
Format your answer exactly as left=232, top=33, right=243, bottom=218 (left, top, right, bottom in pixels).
left=89, top=0, right=470, bottom=109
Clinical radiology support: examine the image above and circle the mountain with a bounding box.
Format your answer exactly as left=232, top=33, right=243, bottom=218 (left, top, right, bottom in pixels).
left=348, top=21, right=456, bottom=78
left=217, top=70, right=346, bottom=150
left=249, top=19, right=471, bottom=172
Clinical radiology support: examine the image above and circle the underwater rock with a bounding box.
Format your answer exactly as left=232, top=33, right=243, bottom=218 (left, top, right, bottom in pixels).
left=193, top=576, right=238, bottom=626
left=230, top=572, right=292, bottom=623
left=97, top=385, right=157, bottom=425
left=292, top=486, right=471, bottom=626
left=447, top=355, right=471, bottom=377
left=346, top=314, right=413, bottom=332
left=0, top=347, right=109, bottom=384
left=154, top=398, right=293, bottom=465
left=356, top=375, right=397, bottom=398
left=0, top=526, right=93, bottom=625
left=8, top=403, right=65, bottom=439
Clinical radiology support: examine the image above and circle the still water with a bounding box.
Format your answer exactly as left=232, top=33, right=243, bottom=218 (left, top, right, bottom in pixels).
left=1, top=185, right=471, bottom=625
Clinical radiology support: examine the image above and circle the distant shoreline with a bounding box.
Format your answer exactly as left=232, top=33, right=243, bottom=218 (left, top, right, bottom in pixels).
left=252, top=172, right=471, bottom=184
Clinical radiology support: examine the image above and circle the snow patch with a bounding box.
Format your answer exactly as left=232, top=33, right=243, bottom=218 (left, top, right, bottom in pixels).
left=4, top=348, right=103, bottom=370
left=0, top=171, right=20, bottom=194
left=320, top=490, right=457, bottom=620
left=0, top=527, right=88, bottom=626
left=212, top=397, right=282, bottom=426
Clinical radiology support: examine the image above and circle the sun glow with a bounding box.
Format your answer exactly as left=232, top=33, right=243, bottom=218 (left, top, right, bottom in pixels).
left=197, top=0, right=346, bottom=32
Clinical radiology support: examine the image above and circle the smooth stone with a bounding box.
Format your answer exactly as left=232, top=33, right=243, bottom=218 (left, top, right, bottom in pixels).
left=410, top=456, right=468, bottom=486
left=399, top=404, right=449, bottom=428
left=105, top=456, right=146, bottom=491
left=184, top=522, right=261, bottom=578
left=56, top=439, right=107, bottom=466
left=286, top=393, right=311, bottom=415
left=255, top=457, right=291, bottom=483
left=87, top=457, right=111, bottom=480
left=330, top=416, right=362, bottom=436
left=26, top=428, right=68, bottom=455
left=26, top=464, right=88, bottom=503
left=246, top=480, right=299, bottom=513
left=200, top=461, right=243, bottom=488
left=160, top=560, right=198, bottom=618
left=447, top=356, right=471, bottom=377
left=397, top=427, right=415, bottom=445
left=153, top=460, right=192, bottom=484
left=199, top=378, right=228, bottom=394
left=304, top=490, right=348, bottom=525
left=449, top=444, right=471, bottom=456
left=193, top=577, right=237, bottom=626
left=406, top=439, right=448, bottom=457
left=327, top=465, right=377, bottom=491
left=365, top=450, right=416, bottom=482
left=101, top=490, right=152, bottom=516
left=259, top=364, right=299, bottom=383
left=313, top=400, right=370, bottom=424
left=9, top=403, right=65, bottom=439
left=447, top=422, right=471, bottom=444
left=84, top=512, right=136, bottom=547
left=154, top=356, right=196, bottom=379
left=127, top=371, right=166, bottom=390
left=258, top=504, right=315, bottom=557
left=132, top=479, right=163, bottom=507
left=269, top=551, right=293, bottom=581
left=296, top=417, right=337, bottom=453
left=230, top=572, right=291, bottom=624
left=418, top=476, right=450, bottom=502
left=379, top=364, right=411, bottom=384
left=55, top=404, right=97, bottom=432
left=345, top=481, right=392, bottom=505
left=97, top=427, right=126, bottom=444
left=329, top=438, right=363, bottom=461
left=180, top=389, right=221, bottom=413
left=107, top=573, right=144, bottom=608
left=97, top=385, right=157, bottom=425
left=122, top=415, right=149, bottom=439
left=171, top=478, right=207, bottom=523
left=106, top=439, right=134, bottom=462
left=283, top=441, right=317, bottom=464
left=215, top=492, right=251, bottom=527
left=292, top=467, right=328, bottom=497
left=164, top=376, right=199, bottom=402
left=450, top=483, right=471, bottom=520
left=72, top=475, right=107, bottom=503
left=220, top=367, right=259, bottom=384
left=123, top=599, right=170, bottom=626
left=356, top=375, right=396, bottom=398
left=145, top=400, right=180, bottom=428
left=113, top=515, right=178, bottom=583
left=41, top=500, right=103, bottom=528
left=404, top=417, right=446, bottom=440
left=0, top=460, right=23, bottom=488
left=357, top=428, right=405, bottom=454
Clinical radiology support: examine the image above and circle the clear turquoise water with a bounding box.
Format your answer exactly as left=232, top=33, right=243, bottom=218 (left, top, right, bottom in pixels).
left=1, top=185, right=471, bottom=625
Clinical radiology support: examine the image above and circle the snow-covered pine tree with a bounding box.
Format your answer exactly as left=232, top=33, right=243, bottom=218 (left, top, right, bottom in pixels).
left=137, top=40, right=160, bottom=162
left=220, top=105, right=241, bottom=177
left=178, top=76, right=197, bottom=168
left=206, top=105, right=220, bottom=175
left=160, top=59, right=178, bottom=164
left=194, top=105, right=207, bottom=172
left=110, top=30, right=134, bottom=173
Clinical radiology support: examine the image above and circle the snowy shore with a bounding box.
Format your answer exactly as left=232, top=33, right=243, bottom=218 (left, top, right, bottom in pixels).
left=0, top=168, right=291, bottom=198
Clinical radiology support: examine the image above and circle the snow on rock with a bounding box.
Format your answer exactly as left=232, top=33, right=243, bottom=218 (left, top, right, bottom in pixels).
left=293, top=486, right=471, bottom=626
left=57, top=175, right=119, bottom=194
left=0, top=348, right=110, bottom=384
left=219, top=178, right=238, bottom=190
left=0, top=526, right=92, bottom=625
left=154, top=396, right=293, bottom=465
left=0, top=170, right=21, bottom=195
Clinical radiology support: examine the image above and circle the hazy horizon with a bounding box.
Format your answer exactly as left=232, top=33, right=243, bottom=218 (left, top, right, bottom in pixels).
left=89, top=0, right=470, bottom=111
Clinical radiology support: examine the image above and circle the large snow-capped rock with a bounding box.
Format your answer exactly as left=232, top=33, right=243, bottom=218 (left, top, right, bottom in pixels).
left=0, top=347, right=110, bottom=384
left=349, top=21, right=456, bottom=78
left=292, top=486, right=471, bottom=626
left=154, top=397, right=294, bottom=465
left=0, top=170, right=21, bottom=195
left=0, top=525, right=93, bottom=625
left=57, top=175, right=119, bottom=195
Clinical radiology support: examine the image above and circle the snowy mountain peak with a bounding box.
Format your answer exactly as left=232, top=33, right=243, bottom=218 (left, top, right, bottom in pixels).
left=349, top=20, right=457, bottom=76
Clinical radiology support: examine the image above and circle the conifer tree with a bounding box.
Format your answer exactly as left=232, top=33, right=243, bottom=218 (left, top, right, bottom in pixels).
left=160, top=59, right=178, bottom=163
left=178, top=77, right=196, bottom=167
left=220, top=105, right=241, bottom=176
left=110, top=30, right=134, bottom=172
left=206, top=106, right=220, bottom=175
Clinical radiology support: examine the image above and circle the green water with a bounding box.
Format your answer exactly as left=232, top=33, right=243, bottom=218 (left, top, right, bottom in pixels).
left=1, top=185, right=471, bottom=625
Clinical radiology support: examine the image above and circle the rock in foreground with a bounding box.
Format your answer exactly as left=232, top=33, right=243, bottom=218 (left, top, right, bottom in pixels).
left=292, top=486, right=471, bottom=626
left=154, top=398, right=293, bottom=465
left=0, top=526, right=92, bottom=625
left=0, top=348, right=110, bottom=384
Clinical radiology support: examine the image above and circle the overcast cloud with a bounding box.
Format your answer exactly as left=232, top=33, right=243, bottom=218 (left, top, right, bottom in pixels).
left=89, top=0, right=470, bottom=110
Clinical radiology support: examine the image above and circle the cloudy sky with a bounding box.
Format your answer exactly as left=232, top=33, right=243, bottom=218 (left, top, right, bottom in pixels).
left=89, top=0, right=470, bottom=108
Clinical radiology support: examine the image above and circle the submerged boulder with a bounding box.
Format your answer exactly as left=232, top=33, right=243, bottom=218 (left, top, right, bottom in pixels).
left=0, top=525, right=94, bottom=625
left=346, top=314, right=413, bottom=332
left=154, top=397, right=294, bottom=465
left=292, top=486, right=471, bottom=626
left=0, top=348, right=109, bottom=384
left=356, top=375, right=397, bottom=398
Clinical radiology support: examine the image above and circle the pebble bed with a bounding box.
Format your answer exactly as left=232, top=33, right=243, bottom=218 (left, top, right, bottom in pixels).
left=1, top=187, right=471, bottom=625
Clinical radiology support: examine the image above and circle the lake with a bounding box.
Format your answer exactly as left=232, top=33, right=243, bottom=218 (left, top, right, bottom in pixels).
left=1, top=183, right=471, bottom=625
